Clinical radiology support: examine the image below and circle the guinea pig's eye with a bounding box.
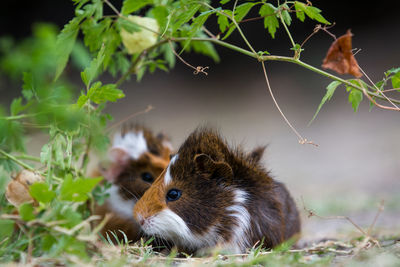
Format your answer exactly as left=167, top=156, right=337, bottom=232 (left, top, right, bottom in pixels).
left=166, top=189, right=182, bottom=202
left=141, top=172, right=154, bottom=183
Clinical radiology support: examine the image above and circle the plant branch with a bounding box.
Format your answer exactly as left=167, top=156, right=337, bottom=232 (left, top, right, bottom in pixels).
left=0, top=149, right=36, bottom=171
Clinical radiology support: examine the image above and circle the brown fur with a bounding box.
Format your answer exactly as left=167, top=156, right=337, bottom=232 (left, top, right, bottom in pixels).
left=94, top=124, right=172, bottom=243
left=134, top=128, right=300, bottom=253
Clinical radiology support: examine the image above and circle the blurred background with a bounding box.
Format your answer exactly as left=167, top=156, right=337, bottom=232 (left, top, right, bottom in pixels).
left=1, top=0, right=399, bottom=241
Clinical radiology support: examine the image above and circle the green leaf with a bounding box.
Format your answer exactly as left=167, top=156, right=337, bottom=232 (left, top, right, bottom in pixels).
left=385, top=66, right=400, bottom=76
left=19, top=203, right=35, bottom=221
left=181, top=13, right=211, bottom=53
left=0, top=219, right=14, bottom=241
left=55, top=17, right=81, bottom=80
left=220, top=0, right=231, bottom=4
left=40, top=143, right=51, bottom=164
left=161, top=43, right=175, bottom=68
left=235, top=3, right=255, bottom=22
left=280, top=4, right=292, bottom=26
left=10, top=98, right=28, bottom=116
left=172, top=4, right=200, bottom=33
left=116, top=17, right=141, bottom=33
left=81, top=44, right=105, bottom=86
left=121, top=0, right=152, bottom=15
left=22, top=72, right=34, bottom=100
left=29, top=182, right=56, bottom=203
left=294, top=2, right=330, bottom=24
left=259, top=3, right=279, bottom=38
left=60, top=176, right=102, bottom=202
left=348, top=88, right=363, bottom=112
left=151, top=6, right=169, bottom=33
left=309, top=81, right=341, bottom=124
left=87, top=82, right=125, bottom=104
left=190, top=33, right=220, bottom=62
left=217, top=13, right=229, bottom=33
left=294, top=2, right=305, bottom=22
left=391, top=72, right=400, bottom=89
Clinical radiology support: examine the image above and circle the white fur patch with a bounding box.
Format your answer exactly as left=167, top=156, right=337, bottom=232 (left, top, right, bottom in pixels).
left=142, top=208, right=218, bottom=250
left=164, top=154, right=178, bottom=186
left=106, top=185, right=136, bottom=219
left=112, top=131, right=148, bottom=160
left=224, top=189, right=251, bottom=253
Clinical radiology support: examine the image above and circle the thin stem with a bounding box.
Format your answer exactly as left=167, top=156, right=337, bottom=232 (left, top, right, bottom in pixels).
left=358, top=66, right=400, bottom=109
left=103, top=0, right=121, bottom=16
left=0, top=149, right=35, bottom=171
left=278, top=8, right=296, bottom=49
left=261, top=61, right=317, bottom=146
left=4, top=113, right=41, bottom=121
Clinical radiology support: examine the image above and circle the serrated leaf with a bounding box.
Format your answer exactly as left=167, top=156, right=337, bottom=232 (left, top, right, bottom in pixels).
left=259, top=3, right=279, bottom=38
left=60, top=176, right=102, bottom=202
left=191, top=33, right=220, bottom=62
left=10, top=98, right=28, bottom=116
left=81, top=44, right=105, bottom=86
left=217, top=13, right=229, bottom=33
left=281, top=4, right=292, bottom=26
left=386, top=66, right=400, bottom=76
left=161, top=43, right=175, bottom=68
left=309, top=81, right=341, bottom=124
left=294, top=2, right=305, bottom=22
left=87, top=82, right=125, bottom=104
left=40, top=144, right=51, bottom=164
left=19, top=203, right=35, bottom=221
left=235, top=3, right=255, bottom=22
left=391, top=72, right=400, bottom=89
left=294, top=2, right=330, bottom=24
left=348, top=88, right=363, bottom=112
left=172, top=4, right=200, bottom=33
left=121, top=0, right=152, bottom=15
left=116, top=17, right=141, bottom=33
left=181, top=13, right=211, bottom=53
left=151, top=6, right=169, bottom=33
left=55, top=17, right=81, bottom=80
left=29, top=182, right=56, bottom=203
left=22, top=72, right=34, bottom=100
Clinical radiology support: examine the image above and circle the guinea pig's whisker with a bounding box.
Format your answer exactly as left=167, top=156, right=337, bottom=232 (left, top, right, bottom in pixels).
left=119, top=185, right=139, bottom=201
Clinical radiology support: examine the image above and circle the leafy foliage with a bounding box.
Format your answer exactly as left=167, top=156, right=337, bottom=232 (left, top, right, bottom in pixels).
left=0, top=0, right=398, bottom=264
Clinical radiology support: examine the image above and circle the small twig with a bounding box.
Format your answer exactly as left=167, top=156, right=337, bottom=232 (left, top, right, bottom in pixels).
left=301, top=197, right=382, bottom=250
left=360, top=80, right=400, bottom=111
left=301, top=197, right=367, bottom=236
left=0, top=149, right=36, bottom=171
left=358, top=66, right=400, bottom=110
left=108, top=105, right=154, bottom=130
left=261, top=62, right=318, bottom=146
left=103, top=0, right=121, bottom=17
left=168, top=41, right=209, bottom=75
left=300, top=23, right=336, bottom=48
left=202, top=26, right=217, bottom=39
left=367, top=200, right=385, bottom=236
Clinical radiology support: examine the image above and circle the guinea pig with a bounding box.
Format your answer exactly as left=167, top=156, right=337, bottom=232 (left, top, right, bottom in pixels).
left=133, top=128, right=301, bottom=254
left=94, top=124, right=173, bottom=242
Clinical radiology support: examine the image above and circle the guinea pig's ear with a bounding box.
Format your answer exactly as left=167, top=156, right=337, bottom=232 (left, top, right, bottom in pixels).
left=157, top=132, right=173, bottom=160
left=194, top=154, right=233, bottom=182
left=100, top=147, right=131, bottom=182
left=246, top=145, right=267, bottom=164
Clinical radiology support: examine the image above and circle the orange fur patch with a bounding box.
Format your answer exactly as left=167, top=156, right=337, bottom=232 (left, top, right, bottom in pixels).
left=133, top=170, right=167, bottom=220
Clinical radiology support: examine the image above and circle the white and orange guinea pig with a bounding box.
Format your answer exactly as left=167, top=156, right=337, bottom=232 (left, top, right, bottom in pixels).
left=94, top=124, right=172, bottom=243
left=133, top=127, right=301, bottom=254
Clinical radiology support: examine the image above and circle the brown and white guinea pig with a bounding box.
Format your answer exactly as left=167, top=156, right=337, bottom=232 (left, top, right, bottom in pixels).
left=133, top=128, right=301, bottom=254
left=94, top=124, right=172, bottom=242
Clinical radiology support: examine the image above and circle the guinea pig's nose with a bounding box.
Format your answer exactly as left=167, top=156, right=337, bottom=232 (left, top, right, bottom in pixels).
left=139, top=218, right=145, bottom=226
